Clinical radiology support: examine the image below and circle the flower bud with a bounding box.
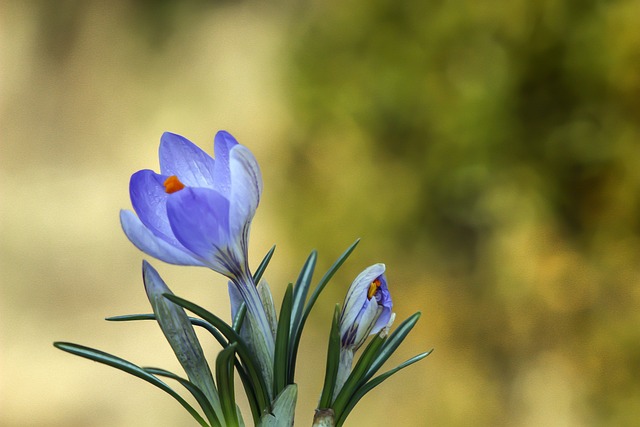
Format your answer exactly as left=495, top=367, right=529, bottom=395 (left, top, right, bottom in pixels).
left=339, top=263, right=393, bottom=351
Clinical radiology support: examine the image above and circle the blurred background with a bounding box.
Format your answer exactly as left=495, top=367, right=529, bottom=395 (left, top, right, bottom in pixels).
left=2, top=0, right=640, bottom=426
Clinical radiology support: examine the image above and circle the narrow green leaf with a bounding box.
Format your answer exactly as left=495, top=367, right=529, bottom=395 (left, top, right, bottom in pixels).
left=274, top=283, right=294, bottom=397
left=254, top=245, right=276, bottom=285
left=261, top=384, right=298, bottom=427
left=107, top=313, right=261, bottom=424
left=143, top=262, right=221, bottom=419
left=232, top=304, right=247, bottom=332
left=216, top=343, right=239, bottom=427
left=290, top=251, right=317, bottom=333
left=106, top=313, right=229, bottom=348
left=330, top=334, right=386, bottom=418
left=163, top=293, right=271, bottom=411
left=336, top=350, right=433, bottom=427
left=53, top=342, right=210, bottom=427
left=289, top=240, right=359, bottom=382
left=363, top=312, right=422, bottom=383
left=318, top=305, right=342, bottom=409
left=144, top=367, right=222, bottom=427
left=287, top=251, right=317, bottom=378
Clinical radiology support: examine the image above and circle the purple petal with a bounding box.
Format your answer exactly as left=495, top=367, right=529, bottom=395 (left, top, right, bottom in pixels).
left=353, top=298, right=379, bottom=346
left=212, top=131, right=238, bottom=199
left=159, top=132, right=216, bottom=188
left=340, top=263, right=386, bottom=334
left=228, top=144, right=263, bottom=239
left=130, top=169, right=182, bottom=247
left=120, top=210, right=204, bottom=266
left=166, top=187, right=233, bottom=270
left=371, top=274, right=393, bottom=333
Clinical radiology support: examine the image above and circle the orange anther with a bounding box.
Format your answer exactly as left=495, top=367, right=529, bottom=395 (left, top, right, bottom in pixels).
left=163, top=175, right=185, bottom=194
left=367, top=278, right=381, bottom=299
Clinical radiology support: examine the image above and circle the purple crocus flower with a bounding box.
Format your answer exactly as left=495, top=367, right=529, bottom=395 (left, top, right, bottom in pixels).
left=120, top=131, right=260, bottom=278
left=339, top=263, right=393, bottom=351
left=120, top=131, right=275, bottom=382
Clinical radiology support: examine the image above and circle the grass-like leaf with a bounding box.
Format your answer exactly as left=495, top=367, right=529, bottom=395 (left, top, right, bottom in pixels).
left=216, top=343, right=239, bottom=426
left=144, top=367, right=222, bottom=427
left=330, top=334, right=386, bottom=418
left=163, top=293, right=271, bottom=411
left=254, top=245, right=276, bottom=285
left=53, top=342, right=210, bottom=427
left=336, top=350, right=433, bottom=426
left=106, top=314, right=229, bottom=348
left=107, top=312, right=261, bottom=423
left=288, top=239, right=359, bottom=382
left=290, top=251, right=317, bottom=335
left=363, top=312, right=422, bottom=383
left=274, top=283, right=293, bottom=397
left=317, top=305, right=342, bottom=409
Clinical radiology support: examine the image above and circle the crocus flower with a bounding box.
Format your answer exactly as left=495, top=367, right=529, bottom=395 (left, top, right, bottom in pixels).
left=339, top=263, right=393, bottom=351
left=120, top=131, right=260, bottom=279
left=120, top=131, right=275, bottom=385
left=333, top=263, right=393, bottom=399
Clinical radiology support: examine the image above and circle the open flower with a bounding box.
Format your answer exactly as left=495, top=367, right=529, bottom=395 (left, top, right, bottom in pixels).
left=120, top=131, right=275, bottom=386
left=339, top=263, right=393, bottom=351
left=120, top=131, right=261, bottom=280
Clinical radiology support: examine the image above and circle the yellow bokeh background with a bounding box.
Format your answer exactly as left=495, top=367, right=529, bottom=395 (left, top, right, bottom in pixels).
left=2, top=1, right=640, bottom=426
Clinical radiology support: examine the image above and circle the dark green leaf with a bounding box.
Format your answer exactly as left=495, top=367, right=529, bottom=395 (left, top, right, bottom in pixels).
left=144, top=367, right=222, bottom=427
left=53, top=342, right=210, bottom=427
left=330, top=334, right=386, bottom=418
left=106, top=313, right=228, bottom=348
left=336, top=350, right=433, bottom=426
left=274, top=283, right=294, bottom=397
left=289, top=240, right=359, bottom=381
left=363, top=312, right=422, bottom=382
left=318, top=305, right=342, bottom=409
left=216, top=343, right=239, bottom=426
left=163, top=293, right=271, bottom=411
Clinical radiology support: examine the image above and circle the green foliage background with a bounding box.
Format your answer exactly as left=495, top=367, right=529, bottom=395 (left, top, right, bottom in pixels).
left=282, top=1, right=640, bottom=425
left=2, top=0, right=639, bottom=426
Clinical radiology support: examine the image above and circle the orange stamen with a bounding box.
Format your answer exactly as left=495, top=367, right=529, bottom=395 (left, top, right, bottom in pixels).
left=163, top=175, right=185, bottom=194
left=367, top=278, right=381, bottom=299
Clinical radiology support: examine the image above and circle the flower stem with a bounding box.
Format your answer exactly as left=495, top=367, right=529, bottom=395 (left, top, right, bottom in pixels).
left=312, top=409, right=336, bottom=427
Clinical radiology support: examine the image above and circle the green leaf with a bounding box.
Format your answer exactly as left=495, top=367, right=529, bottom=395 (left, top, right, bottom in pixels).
left=53, top=342, right=210, bottom=427
left=163, top=293, right=271, bottom=411
left=288, top=240, right=359, bottom=382
left=216, top=343, right=239, bottom=427
left=106, top=313, right=261, bottom=424
left=144, top=367, right=222, bottom=427
left=142, top=262, right=222, bottom=419
left=274, top=283, right=294, bottom=397
left=287, top=251, right=317, bottom=377
left=363, top=312, right=422, bottom=383
left=336, top=350, right=433, bottom=427
left=261, top=384, right=298, bottom=427
left=106, top=313, right=229, bottom=348
left=318, top=305, right=342, bottom=409
left=330, top=334, right=386, bottom=418
left=258, top=280, right=278, bottom=339
left=290, top=251, right=317, bottom=334
left=254, top=245, right=276, bottom=285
